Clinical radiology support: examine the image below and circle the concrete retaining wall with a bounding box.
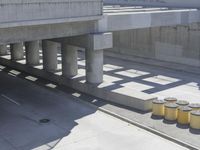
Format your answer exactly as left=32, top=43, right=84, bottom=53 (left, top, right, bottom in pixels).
left=107, top=23, right=200, bottom=67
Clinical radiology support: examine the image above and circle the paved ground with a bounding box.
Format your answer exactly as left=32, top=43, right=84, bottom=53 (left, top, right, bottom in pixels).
left=75, top=52, right=200, bottom=104
left=0, top=69, right=189, bottom=150
left=72, top=53, right=200, bottom=148
left=1, top=50, right=200, bottom=149
left=2, top=50, right=200, bottom=104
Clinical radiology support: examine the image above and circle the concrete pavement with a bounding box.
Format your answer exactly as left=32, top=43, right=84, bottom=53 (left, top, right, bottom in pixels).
left=0, top=67, right=189, bottom=150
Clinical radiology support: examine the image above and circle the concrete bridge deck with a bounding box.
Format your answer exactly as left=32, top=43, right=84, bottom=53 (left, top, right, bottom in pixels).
left=98, top=6, right=200, bottom=32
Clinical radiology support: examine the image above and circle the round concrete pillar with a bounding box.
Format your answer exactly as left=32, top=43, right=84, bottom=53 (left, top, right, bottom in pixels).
left=61, top=43, right=78, bottom=77
left=25, top=41, right=40, bottom=66
left=0, top=45, right=7, bottom=55
left=42, top=40, right=58, bottom=72
left=85, top=49, right=103, bottom=84
left=10, top=43, right=24, bottom=61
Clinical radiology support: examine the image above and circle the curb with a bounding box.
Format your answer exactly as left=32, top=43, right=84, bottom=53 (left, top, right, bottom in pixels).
left=77, top=96, right=199, bottom=150
left=98, top=106, right=199, bottom=150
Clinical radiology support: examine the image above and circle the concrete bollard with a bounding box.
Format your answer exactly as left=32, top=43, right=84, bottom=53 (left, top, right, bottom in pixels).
left=164, top=97, right=177, bottom=103
left=177, top=106, right=192, bottom=125
left=176, top=100, right=189, bottom=106
left=164, top=103, right=178, bottom=121
left=152, top=99, right=165, bottom=117
left=190, top=111, right=200, bottom=130
left=189, top=103, right=200, bottom=111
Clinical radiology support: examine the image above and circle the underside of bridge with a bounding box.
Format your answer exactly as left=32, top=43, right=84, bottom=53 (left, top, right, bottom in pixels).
left=0, top=0, right=200, bottom=111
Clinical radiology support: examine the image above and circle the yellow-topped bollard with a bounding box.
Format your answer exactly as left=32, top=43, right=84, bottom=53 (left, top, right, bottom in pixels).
left=176, top=100, right=189, bottom=106
left=189, top=103, right=200, bottom=111
left=164, top=97, right=177, bottom=103
left=190, top=111, right=200, bottom=130
left=177, top=106, right=192, bottom=125
left=164, top=103, right=178, bottom=121
left=152, top=99, right=165, bottom=117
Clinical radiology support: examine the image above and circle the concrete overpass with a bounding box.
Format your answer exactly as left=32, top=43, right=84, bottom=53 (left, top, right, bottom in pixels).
left=0, top=0, right=200, bottom=111
left=0, top=0, right=113, bottom=84
left=98, top=6, right=200, bottom=32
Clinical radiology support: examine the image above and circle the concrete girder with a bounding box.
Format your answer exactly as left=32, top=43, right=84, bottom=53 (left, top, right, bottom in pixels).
left=67, top=32, right=113, bottom=50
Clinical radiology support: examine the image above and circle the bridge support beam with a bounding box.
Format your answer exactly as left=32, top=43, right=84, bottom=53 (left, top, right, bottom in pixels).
left=25, top=41, right=40, bottom=66
left=0, top=45, right=7, bottom=56
left=10, top=43, right=24, bottom=61
left=42, top=40, right=58, bottom=72
left=66, top=33, right=113, bottom=84
left=61, top=43, right=78, bottom=77
left=86, top=48, right=103, bottom=84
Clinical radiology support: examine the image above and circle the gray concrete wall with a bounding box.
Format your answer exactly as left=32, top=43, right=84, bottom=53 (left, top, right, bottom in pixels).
left=0, top=0, right=102, bottom=28
left=0, top=21, right=96, bottom=44
left=107, top=23, right=200, bottom=67
left=0, top=0, right=103, bottom=44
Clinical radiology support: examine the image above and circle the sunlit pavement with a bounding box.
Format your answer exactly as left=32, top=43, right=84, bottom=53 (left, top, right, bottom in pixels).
left=0, top=69, right=189, bottom=150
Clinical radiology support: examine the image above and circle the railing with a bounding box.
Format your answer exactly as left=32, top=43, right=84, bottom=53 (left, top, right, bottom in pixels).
left=104, top=0, right=200, bottom=9
left=0, top=0, right=103, bottom=24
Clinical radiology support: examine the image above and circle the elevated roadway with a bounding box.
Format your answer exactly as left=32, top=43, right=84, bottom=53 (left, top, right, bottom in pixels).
left=97, top=5, right=200, bottom=32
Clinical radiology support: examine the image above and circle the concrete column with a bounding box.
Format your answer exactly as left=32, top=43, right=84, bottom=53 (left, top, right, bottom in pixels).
left=42, top=40, right=58, bottom=72
left=0, top=45, right=7, bottom=55
left=61, top=43, right=78, bottom=77
left=25, top=41, right=40, bottom=66
left=10, top=43, right=24, bottom=61
left=86, top=49, right=103, bottom=84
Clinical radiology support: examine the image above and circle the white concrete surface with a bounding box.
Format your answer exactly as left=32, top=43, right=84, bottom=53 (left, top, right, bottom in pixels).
left=101, top=56, right=200, bottom=104
left=0, top=69, right=189, bottom=150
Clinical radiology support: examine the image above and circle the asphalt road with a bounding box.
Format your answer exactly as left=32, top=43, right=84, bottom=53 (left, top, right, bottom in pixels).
left=0, top=68, right=189, bottom=150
